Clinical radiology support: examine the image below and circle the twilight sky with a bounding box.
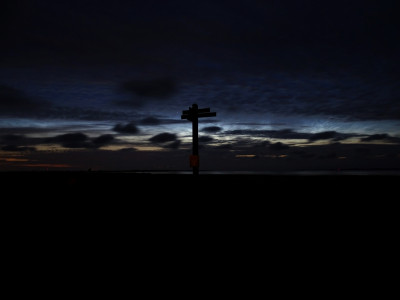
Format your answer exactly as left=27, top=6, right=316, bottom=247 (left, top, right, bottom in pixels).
left=1, top=0, right=399, bottom=172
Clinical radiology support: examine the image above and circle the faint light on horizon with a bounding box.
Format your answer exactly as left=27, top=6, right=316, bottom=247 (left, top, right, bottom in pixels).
left=20, top=163, right=72, bottom=168
left=235, top=154, right=257, bottom=158
left=2, top=158, right=30, bottom=162
left=135, top=146, right=167, bottom=151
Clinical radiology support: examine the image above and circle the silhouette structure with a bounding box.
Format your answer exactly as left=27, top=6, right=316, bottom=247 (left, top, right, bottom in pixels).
left=181, top=104, right=216, bottom=175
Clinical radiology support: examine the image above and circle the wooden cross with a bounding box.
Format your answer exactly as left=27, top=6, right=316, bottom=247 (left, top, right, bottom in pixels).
left=181, top=103, right=216, bottom=175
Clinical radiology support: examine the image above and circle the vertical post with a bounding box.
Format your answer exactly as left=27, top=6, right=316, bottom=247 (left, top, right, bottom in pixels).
left=181, top=103, right=215, bottom=176
left=192, top=104, right=199, bottom=176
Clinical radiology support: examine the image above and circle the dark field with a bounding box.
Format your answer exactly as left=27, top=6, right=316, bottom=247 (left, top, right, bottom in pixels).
left=2, top=170, right=397, bottom=252
left=2, top=170, right=396, bottom=278
left=2, top=170, right=397, bottom=197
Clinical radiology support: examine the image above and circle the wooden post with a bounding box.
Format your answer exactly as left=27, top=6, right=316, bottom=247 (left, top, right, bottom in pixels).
left=192, top=104, right=199, bottom=175
left=181, top=103, right=216, bottom=175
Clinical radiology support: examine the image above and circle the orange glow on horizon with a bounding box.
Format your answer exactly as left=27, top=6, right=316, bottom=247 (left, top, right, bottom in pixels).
left=2, top=158, right=30, bottom=162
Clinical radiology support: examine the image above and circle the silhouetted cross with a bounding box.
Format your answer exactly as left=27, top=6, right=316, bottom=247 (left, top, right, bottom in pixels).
left=181, top=103, right=216, bottom=175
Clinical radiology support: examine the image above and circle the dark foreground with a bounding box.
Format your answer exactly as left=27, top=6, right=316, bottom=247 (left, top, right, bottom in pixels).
left=2, top=170, right=397, bottom=288
left=2, top=171, right=397, bottom=223
left=2, top=170, right=397, bottom=238
left=2, top=170, right=397, bottom=233
left=1, top=170, right=398, bottom=197
left=3, top=170, right=398, bottom=232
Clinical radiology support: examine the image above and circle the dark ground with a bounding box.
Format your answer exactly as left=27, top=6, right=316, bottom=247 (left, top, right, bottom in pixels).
left=2, top=170, right=396, bottom=291
left=2, top=170, right=397, bottom=226
left=3, top=170, right=397, bottom=238
left=2, top=171, right=396, bottom=242
left=1, top=170, right=397, bottom=198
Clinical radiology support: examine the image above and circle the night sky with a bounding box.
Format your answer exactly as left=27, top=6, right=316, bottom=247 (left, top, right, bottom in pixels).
left=1, top=0, right=400, bottom=172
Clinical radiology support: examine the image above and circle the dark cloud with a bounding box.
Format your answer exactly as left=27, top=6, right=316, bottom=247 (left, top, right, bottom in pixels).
left=199, top=136, right=214, bottom=143
left=361, top=134, right=390, bottom=142
left=1, top=134, right=24, bottom=143
left=1, top=145, right=36, bottom=152
left=49, top=133, right=87, bottom=143
left=201, top=126, right=222, bottom=133
left=139, top=117, right=190, bottom=126
left=93, top=134, right=114, bottom=147
left=332, top=137, right=346, bottom=142
left=165, top=140, right=181, bottom=149
left=309, top=131, right=337, bottom=141
left=227, top=138, right=261, bottom=148
left=118, top=78, right=177, bottom=107
left=215, top=144, right=233, bottom=150
left=149, top=132, right=177, bottom=143
left=225, top=129, right=310, bottom=139
left=43, top=133, right=117, bottom=149
left=0, top=133, right=43, bottom=148
left=225, top=128, right=359, bottom=142
left=0, top=84, right=46, bottom=116
left=113, top=122, right=140, bottom=134
left=0, top=133, right=50, bottom=149
left=140, top=117, right=162, bottom=125
left=360, top=133, right=400, bottom=143
left=45, top=133, right=89, bottom=148
left=255, top=141, right=271, bottom=148
left=269, top=142, right=290, bottom=151
left=236, top=122, right=288, bottom=127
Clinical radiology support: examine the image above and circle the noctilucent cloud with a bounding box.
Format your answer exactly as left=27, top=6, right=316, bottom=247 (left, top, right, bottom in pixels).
left=1, top=0, right=399, bottom=171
